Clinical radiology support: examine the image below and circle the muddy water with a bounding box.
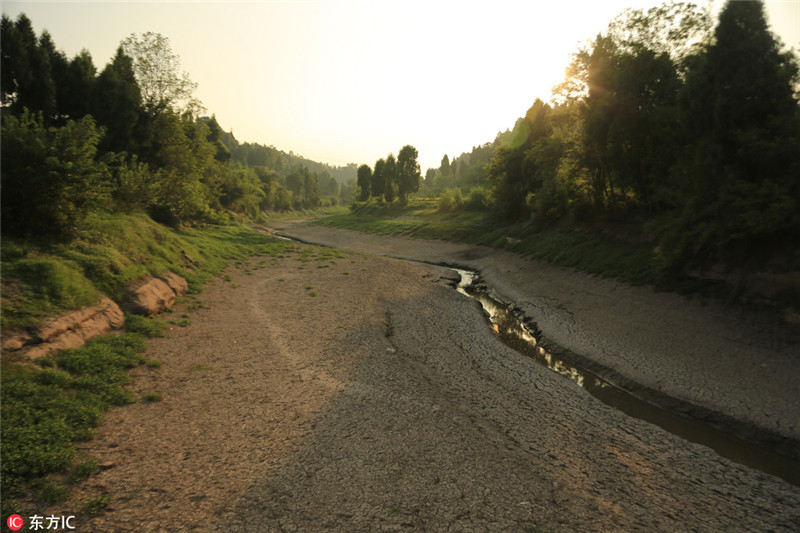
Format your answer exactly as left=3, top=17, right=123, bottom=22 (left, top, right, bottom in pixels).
left=454, top=269, right=800, bottom=487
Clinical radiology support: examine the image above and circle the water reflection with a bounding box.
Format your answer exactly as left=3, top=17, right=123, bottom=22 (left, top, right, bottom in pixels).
left=453, top=269, right=800, bottom=487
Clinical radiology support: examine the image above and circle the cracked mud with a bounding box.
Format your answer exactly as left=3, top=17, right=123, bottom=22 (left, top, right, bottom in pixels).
left=47, top=237, right=800, bottom=532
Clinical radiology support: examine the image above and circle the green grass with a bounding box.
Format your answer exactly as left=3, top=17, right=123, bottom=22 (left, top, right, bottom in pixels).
left=1, top=212, right=299, bottom=333
left=141, top=391, right=163, bottom=403
left=0, top=212, right=302, bottom=517
left=314, top=200, right=736, bottom=297
left=314, top=201, right=662, bottom=287
left=124, top=314, right=166, bottom=338
left=0, top=334, right=147, bottom=515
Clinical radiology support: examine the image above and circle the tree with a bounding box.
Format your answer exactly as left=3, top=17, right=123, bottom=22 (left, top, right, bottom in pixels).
left=60, top=50, right=97, bottom=121
left=396, top=145, right=421, bottom=204
left=1, top=111, right=110, bottom=238
left=486, top=99, right=553, bottom=220
left=659, top=0, right=800, bottom=269
left=303, top=170, right=322, bottom=208
left=0, top=14, right=56, bottom=117
left=383, top=154, right=397, bottom=203
left=93, top=47, right=143, bottom=154
left=357, top=164, right=372, bottom=201
left=439, top=154, right=452, bottom=177
left=424, top=168, right=436, bottom=190
left=121, top=32, right=203, bottom=116
left=371, top=158, right=386, bottom=198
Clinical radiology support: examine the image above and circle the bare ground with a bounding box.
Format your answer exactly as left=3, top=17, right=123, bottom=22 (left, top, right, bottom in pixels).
left=274, top=222, right=800, bottom=457
left=44, top=240, right=800, bottom=532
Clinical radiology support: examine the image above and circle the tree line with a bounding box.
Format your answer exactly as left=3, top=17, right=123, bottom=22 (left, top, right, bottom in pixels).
left=356, top=145, right=422, bottom=205
left=432, top=1, right=800, bottom=273
left=0, top=15, right=352, bottom=241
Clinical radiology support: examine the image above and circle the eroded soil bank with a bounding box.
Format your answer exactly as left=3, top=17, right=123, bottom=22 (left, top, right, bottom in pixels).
left=274, top=222, right=800, bottom=460
left=43, top=241, right=799, bottom=531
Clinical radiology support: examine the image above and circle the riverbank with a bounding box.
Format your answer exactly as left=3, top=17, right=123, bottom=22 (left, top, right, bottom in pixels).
left=273, top=221, right=800, bottom=461
left=42, top=239, right=800, bottom=531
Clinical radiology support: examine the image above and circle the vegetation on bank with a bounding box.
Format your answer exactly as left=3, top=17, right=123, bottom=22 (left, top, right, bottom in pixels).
left=2, top=0, right=799, bottom=518
left=351, top=1, right=800, bottom=284
left=315, top=199, right=717, bottom=295
left=345, top=0, right=800, bottom=308
left=1, top=15, right=357, bottom=242
left=0, top=214, right=302, bottom=516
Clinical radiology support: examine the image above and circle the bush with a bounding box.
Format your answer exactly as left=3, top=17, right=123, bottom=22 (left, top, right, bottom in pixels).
left=438, top=188, right=463, bottom=212
left=1, top=111, right=110, bottom=239
left=465, top=187, right=488, bottom=211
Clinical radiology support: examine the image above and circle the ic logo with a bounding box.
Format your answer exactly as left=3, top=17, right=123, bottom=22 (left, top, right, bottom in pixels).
left=7, top=514, right=23, bottom=531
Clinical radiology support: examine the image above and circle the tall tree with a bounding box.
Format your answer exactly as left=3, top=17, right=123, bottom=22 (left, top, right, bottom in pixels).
left=93, top=47, right=142, bottom=154
left=661, top=0, right=800, bottom=268
left=0, top=14, right=56, bottom=117
left=121, top=32, right=203, bottom=116
left=383, top=154, right=397, bottom=203
left=60, top=50, right=97, bottom=121
left=439, top=154, right=452, bottom=177
left=357, top=164, right=372, bottom=201
left=396, top=144, right=421, bottom=204
left=371, top=158, right=386, bottom=199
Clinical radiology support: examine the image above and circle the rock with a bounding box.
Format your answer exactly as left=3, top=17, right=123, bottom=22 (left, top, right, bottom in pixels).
left=123, top=272, right=187, bottom=316
left=18, top=297, right=125, bottom=359
left=158, top=271, right=188, bottom=297
left=3, top=332, right=32, bottom=351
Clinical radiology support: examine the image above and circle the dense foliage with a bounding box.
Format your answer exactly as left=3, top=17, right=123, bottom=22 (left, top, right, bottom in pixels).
left=0, top=16, right=355, bottom=239
left=355, top=144, right=421, bottom=206
left=425, top=1, right=800, bottom=275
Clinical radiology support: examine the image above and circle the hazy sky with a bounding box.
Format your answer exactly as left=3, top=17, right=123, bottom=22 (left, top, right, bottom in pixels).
left=4, top=1, right=799, bottom=171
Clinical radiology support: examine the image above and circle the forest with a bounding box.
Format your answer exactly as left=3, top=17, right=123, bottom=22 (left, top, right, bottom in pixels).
left=379, top=1, right=799, bottom=277
left=2, top=0, right=800, bottom=277
left=0, top=18, right=357, bottom=240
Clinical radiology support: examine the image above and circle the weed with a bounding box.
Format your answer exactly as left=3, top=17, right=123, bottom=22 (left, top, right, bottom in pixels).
left=191, top=363, right=212, bottom=372
left=68, top=457, right=101, bottom=484
left=80, top=495, right=111, bottom=516
left=33, top=478, right=71, bottom=504
left=141, top=391, right=162, bottom=403
left=308, top=292, right=318, bottom=297
left=124, top=314, right=166, bottom=338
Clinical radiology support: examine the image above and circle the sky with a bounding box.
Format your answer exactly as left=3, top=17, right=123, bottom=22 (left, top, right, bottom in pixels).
left=3, top=1, right=799, bottom=172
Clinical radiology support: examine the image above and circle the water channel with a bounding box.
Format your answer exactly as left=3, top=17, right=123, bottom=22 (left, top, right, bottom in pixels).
left=453, top=269, right=800, bottom=487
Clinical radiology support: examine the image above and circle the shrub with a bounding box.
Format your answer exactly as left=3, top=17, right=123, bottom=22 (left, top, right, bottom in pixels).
left=1, top=111, right=110, bottom=239
left=438, top=188, right=463, bottom=212
left=465, top=187, right=488, bottom=211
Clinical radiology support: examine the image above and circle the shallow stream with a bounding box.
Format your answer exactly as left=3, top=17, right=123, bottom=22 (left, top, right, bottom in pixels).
left=454, top=269, right=800, bottom=487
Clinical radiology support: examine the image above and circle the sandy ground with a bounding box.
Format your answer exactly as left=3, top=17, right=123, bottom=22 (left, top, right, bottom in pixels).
left=274, top=222, right=800, bottom=458
left=43, top=239, right=800, bottom=532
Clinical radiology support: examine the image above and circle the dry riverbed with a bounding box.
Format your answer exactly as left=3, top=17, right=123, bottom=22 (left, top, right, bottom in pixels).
left=45, top=242, right=799, bottom=531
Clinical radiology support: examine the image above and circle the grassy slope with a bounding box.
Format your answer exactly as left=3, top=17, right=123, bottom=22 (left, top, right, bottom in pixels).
left=314, top=200, right=664, bottom=288
left=0, top=212, right=300, bottom=515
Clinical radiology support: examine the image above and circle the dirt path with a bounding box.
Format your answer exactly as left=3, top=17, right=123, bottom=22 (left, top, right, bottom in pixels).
left=46, top=239, right=800, bottom=531
left=274, top=222, right=800, bottom=459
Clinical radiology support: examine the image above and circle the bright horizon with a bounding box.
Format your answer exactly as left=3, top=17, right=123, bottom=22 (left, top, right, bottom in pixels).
left=3, top=0, right=799, bottom=172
